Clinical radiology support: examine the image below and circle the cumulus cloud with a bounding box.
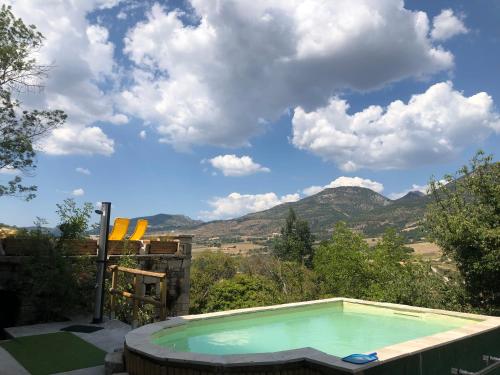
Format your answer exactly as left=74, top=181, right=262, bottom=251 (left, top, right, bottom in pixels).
left=72, top=188, right=85, bottom=196
left=208, top=155, right=270, bottom=176
left=8, top=0, right=124, bottom=156
left=200, top=192, right=299, bottom=220
left=76, top=167, right=91, bottom=175
left=303, top=176, right=384, bottom=196
left=292, top=82, right=500, bottom=171
left=40, top=126, right=114, bottom=156
left=120, top=0, right=454, bottom=149
left=0, top=167, right=18, bottom=175
left=431, top=9, right=468, bottom=41
left=139, top=130, right=147, bottom=139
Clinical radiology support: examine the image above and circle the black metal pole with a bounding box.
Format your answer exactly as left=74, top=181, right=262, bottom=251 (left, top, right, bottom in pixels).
left=92, top=202, right=111, bottom=324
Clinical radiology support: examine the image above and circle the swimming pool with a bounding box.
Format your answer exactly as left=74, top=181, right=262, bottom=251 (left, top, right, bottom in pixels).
left=152, top=301, right=475, bottom=357
left=124, top=298, right=500, bottom=374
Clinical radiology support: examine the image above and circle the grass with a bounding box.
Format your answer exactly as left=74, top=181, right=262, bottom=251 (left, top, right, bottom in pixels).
left=0, top=332, right=105, bottom=375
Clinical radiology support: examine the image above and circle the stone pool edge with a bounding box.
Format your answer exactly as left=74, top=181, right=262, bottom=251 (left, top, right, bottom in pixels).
left=124, top=297, right=500, bottom=373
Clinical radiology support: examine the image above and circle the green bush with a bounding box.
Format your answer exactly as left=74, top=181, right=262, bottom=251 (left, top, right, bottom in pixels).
left=314, top=223, right=467, bottom=311
left=425, top=151, right=500, bottom=310
left=240, top=255, right=319, bottom=303
left=205, top=274, right=277, bottom=311
left=11, top=229, right=92, bottom=322
left=190, top=251, right=238, bottom=313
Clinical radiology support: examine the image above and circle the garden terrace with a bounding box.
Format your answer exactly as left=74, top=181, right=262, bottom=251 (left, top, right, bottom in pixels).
left=0, top=235, right=193, bottom=327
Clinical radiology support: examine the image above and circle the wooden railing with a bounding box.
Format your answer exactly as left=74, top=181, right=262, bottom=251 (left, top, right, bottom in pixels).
left=108, top=265, right=167, bottom=327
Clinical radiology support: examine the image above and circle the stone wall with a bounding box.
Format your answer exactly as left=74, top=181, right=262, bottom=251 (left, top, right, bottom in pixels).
left=0, top=235, right=193, bottom=326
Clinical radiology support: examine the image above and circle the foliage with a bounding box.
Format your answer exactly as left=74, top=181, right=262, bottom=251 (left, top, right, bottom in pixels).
left=0, top=4, right=45, bottom=90
left=190, top=251, right=320, bottom=314
left=9, top=202, right=97, bottom=323
left=205, top=274, right=278, bottom=312
left=314, top=222, right=371, bottom=297
left=190, top=251, right=238, bottom=313
left=11, top=228, right=81, bottom=322
left=104, top=252, right=155, bottom=326
left=425, top=151, right=500, bottom=309
left=272, top=208, right=314, bottom=267
left=240, top=255, right=319, bottom=303
left=313, top=222, right=466, bottom=311
left=56, top=198, right=94, bottom=240
left=0, top=5, right=66, bottom=200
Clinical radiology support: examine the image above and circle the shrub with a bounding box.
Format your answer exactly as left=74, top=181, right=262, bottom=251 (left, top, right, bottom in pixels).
left=425, top=151, right=500, bottom=309
left=205, top=274, right=277, bottom=311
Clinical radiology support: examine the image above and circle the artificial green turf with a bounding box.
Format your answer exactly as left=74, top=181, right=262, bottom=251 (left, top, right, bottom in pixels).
left=0, top=331, right=105, bottom=375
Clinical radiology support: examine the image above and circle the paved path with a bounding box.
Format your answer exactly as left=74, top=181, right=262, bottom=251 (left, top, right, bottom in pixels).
left=3, top=317, right=131, bottom=375
left=0, top=346, right=30, bottom=375
left=53, top=365, right=105, bottom=375
left=5, top=317, right=131, bottom=353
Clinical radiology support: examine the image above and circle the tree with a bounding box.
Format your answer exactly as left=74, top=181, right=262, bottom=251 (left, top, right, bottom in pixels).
left=313, top=221, right=370, bottom=298
left=240, top=255, right=320, bottom=303
left=313, top=223, right=464, bottom=310
left=205, top=274, right=277, bottom=312
left=425, top=151, right=500, bottom=309
left=189, top=251, right=238, bottom=313
left=273, top=208, right=314, bottom=267
left=0, top=5, right=66, bottom=200
left=56, top=198, right=94, bottom=240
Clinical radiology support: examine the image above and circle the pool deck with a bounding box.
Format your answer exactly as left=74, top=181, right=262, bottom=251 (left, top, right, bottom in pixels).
left=125, top=298, right=500, bottom=374
left=2, top=316, right=131, bottom=375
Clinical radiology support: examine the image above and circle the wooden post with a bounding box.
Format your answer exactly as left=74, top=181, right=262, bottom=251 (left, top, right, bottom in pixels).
left=107, top=265, right=167, bottom=326
left=110, top=267, right=117, bottom=319
left=132, top=275, right=140, bottom=328
left=93, top=202, right=111, bottom=324
left=160, top=276, right=167, bottom=320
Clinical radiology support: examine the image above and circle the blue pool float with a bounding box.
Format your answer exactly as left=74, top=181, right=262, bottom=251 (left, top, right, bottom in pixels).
left=342, top=352, right=378, bottom=364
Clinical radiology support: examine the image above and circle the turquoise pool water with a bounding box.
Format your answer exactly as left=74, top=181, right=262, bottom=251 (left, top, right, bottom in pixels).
left=152, top=302, right=477, bottom=357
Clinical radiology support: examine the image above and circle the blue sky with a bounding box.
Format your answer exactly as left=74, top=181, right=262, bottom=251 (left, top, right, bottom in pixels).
left=1, top=0, right=499, bottom=227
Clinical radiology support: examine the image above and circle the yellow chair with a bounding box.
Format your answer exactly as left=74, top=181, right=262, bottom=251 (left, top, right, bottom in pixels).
left=129, top=219, right=148, bottom=241
left=108, top=218, right=130, bottom=240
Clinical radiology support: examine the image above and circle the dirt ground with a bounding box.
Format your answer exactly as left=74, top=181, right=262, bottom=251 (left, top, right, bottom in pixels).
left=192, top=242, right=267, bottom=257
left=408, top=242, right=443, bottom=258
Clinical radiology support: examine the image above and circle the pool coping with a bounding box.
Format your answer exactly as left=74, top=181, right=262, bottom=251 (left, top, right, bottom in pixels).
left=125, top=298, right=500, bottom=373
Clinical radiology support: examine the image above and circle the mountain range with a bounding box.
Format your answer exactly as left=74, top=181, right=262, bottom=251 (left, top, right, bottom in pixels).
left=5, top=187, right=430, bottom=240
left=137, top=187, right=430, bottom=240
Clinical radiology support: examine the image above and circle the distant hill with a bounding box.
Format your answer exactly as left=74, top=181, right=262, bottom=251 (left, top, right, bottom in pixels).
left=189, top=187, right=430, bottom=239
left=128, top=214, right=203, bottom=234
left=2, top=188, right=430, bottom=240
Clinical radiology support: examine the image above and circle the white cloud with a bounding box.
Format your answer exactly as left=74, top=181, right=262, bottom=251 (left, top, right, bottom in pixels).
left=76, top=167, right=91, bottom=175
left=208, top=155, right=270, bottom=176
left=108, top=113, right=129, bottom=125
left=292, top=82, right=500, bottom=171
left=201, top=192, right=299, bottom=220
left=302, top=185, right=324, bottom=196
left=139, top=130, right=147, bottom=139
left=303, top=176, right=384, bottom=196
left=280, top=193, right=300, bottom=203
left=0, top=167, right=18, bottom=175
left=431, top=9, right=468, bottom=41
left=120, top=1, right=454, bottom=149
left=40, top=126, right=114, bottom=156
left=72, top=188, right=85, bottom=196
left=8, top=0, right=123, bottom=156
